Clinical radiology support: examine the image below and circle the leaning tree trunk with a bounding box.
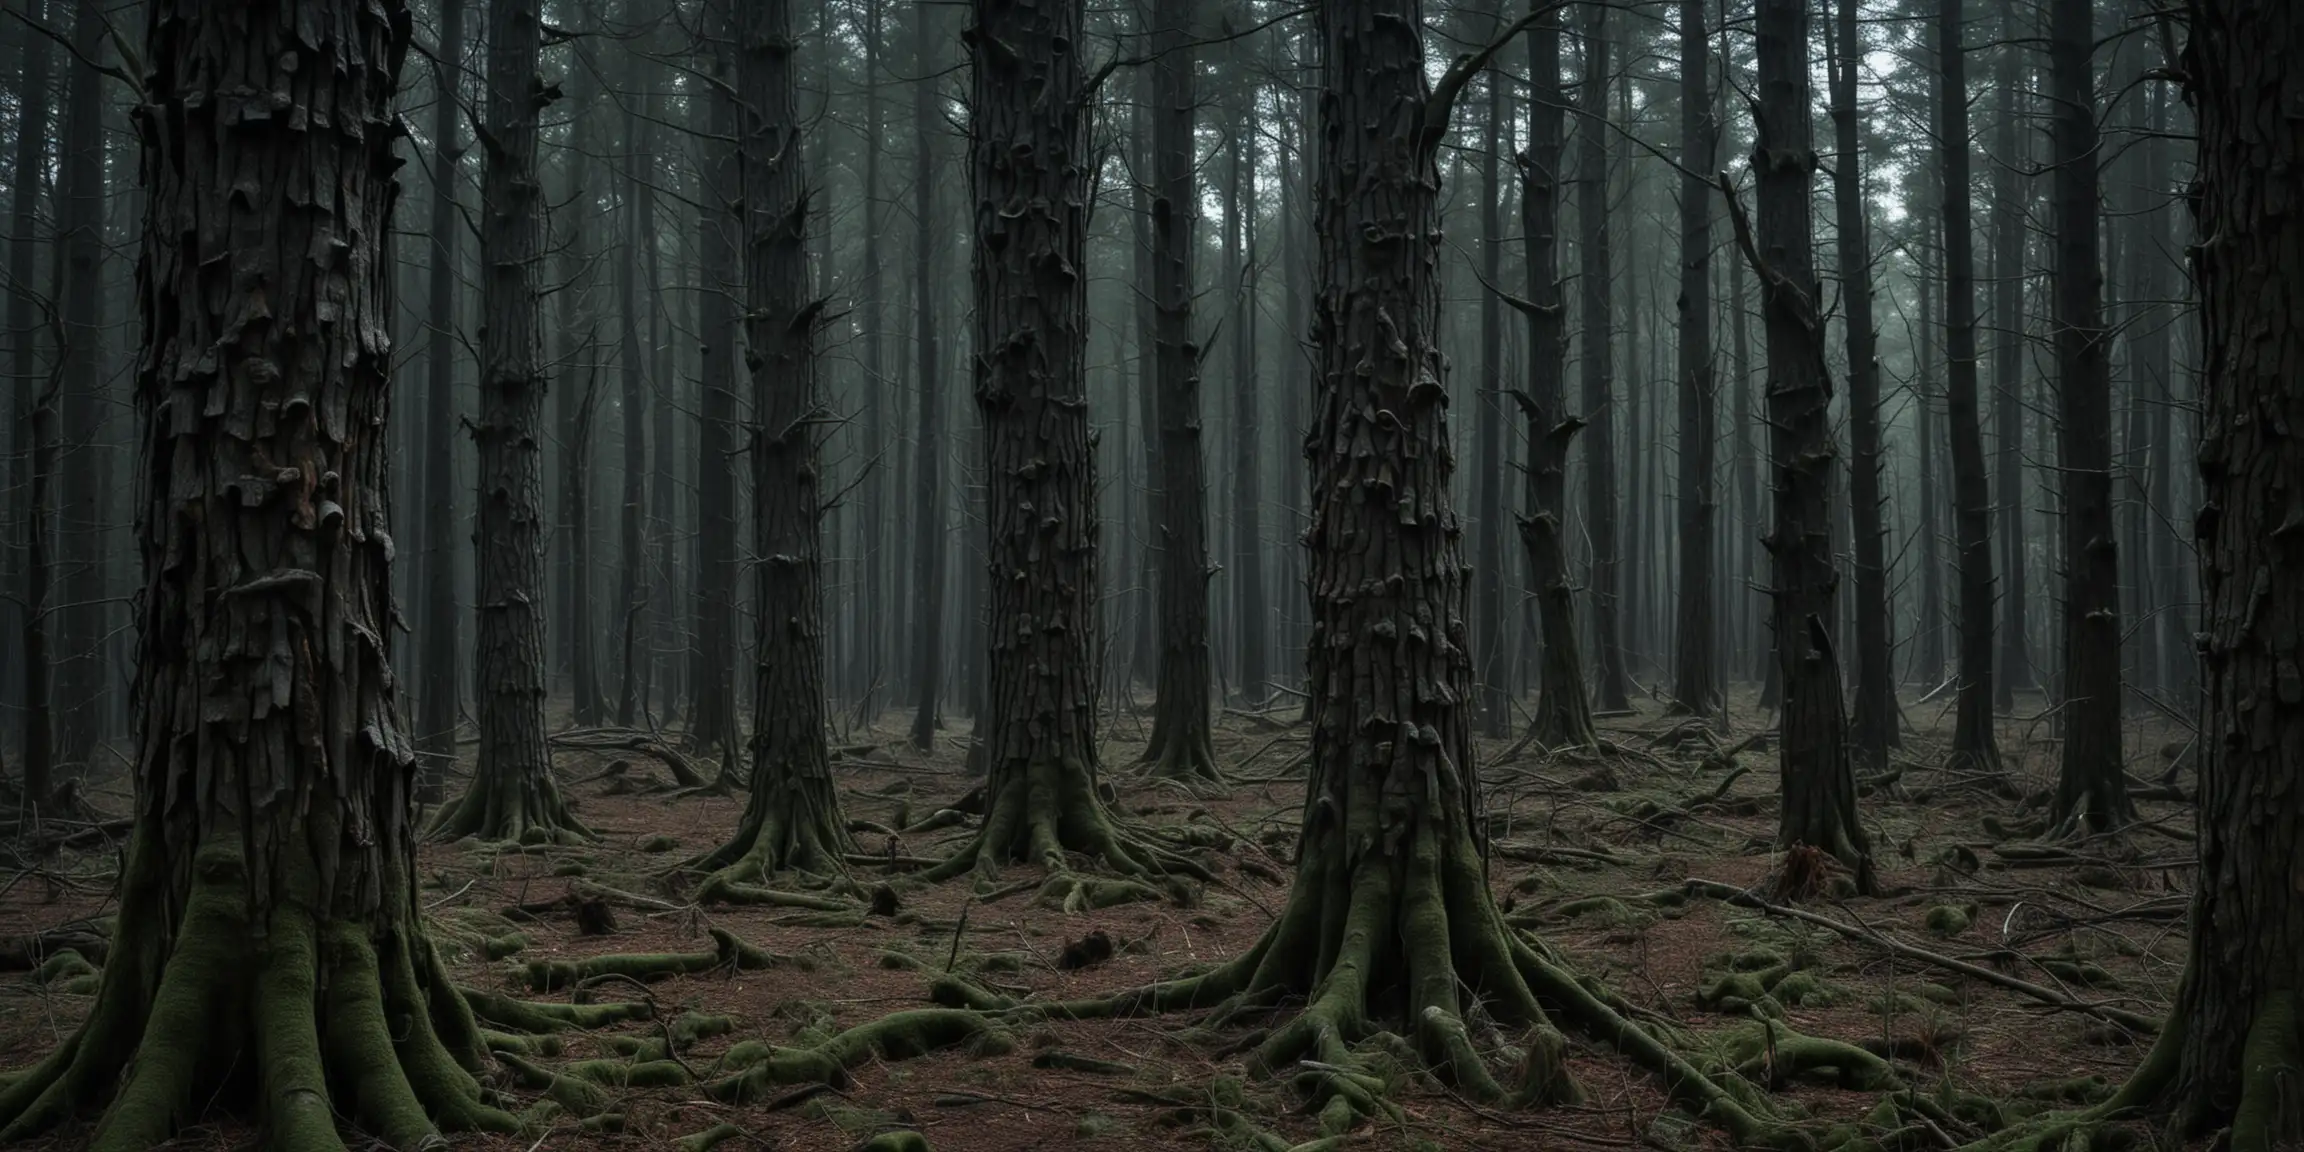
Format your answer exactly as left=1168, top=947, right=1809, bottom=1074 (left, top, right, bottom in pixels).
left=1742, top=0, right=1876, bottom=893
left=692, top=0, right=853, bottom=894
left=1829, top=0, right=1896, bottom=764
left=1936, top=0, right=2001, bottom=774
left=0, top=4, right=519, bottom=1145
left=1578, top=4, right=1631, bottom=713
left=2119, top=9, right=2304, bottom=1144
left=437, top=0, right=591, bottom=844
left=1670, top=0, right=1719, bottom=718
left=928, top=0, right=1200, bottom=896
left=1137, top=0, right=1219, bottom=783
left=417, top=0, right=467, bottom=807
left=1514, top=8, right=1597, bottom=750
left=2047, top=0, right=2128, bottom=836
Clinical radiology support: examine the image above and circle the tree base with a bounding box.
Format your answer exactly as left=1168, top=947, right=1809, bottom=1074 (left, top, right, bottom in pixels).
left=923, top=756, right=1210, bottom=891
left=0, top=837, right=516, bottom=1152
left=690, top=772, right=853, bottom=900
left=430, top=763, right=595, bottom=845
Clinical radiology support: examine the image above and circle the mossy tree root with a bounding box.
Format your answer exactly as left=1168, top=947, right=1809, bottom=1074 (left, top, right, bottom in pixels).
left=701, top=1009, right=1013, bottom=1102
left=1138, top=710, right=1225, bottom=787
left=429, top=759, right=595, bottom=845
left=689, top=771, right=855, bottom=896
left=921, top=755, right=1212, bottom=888
left=525, top=927, right=810, bottom=991
left=462, top=988, right=656, bottom=1032
left=0, top=841, right=517, bottom=1151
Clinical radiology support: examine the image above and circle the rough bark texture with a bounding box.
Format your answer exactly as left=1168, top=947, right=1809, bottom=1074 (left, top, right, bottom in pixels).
left=2141, top=11, right=2304, bottom=1145
left=934, top=0, right=1186, bottom=884
left=1745, top=0, right=1875, bottom=893
left=2047, top=0, right=2129, bottom=836
left=1577, top=4, right=1630, bottom=712
left=0, top=5, right=517, bottom=1146
left=1936, top=0, right=2002, bottom=774
left=1828, top=0, right=1895, bottom=764
left=694, top=0, right=853, bottom=892
left=1138, top=0, right=1219, bottom=783
left=1670, top=0, right=1719, bottom=719
left=906, top=2, right=947, bottom=753
left=417, top=0, right=466, bottom=806
left=437, top=0, right=590, bottom=844
left=1515, top=11, right=1596, bottom=750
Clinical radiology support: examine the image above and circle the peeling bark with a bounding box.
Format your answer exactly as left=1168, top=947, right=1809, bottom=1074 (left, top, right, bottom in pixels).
left=0, top=4, right=515, bottom=1145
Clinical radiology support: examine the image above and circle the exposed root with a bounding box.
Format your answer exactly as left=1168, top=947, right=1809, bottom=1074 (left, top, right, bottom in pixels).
left=922, top=755, right=1212, bottom=890
left=701, top=1009, right=1013, bottom=1103
left=689, top=768, right=854, bottom=894
left=462, top=989, right=655, bottom=1032
left=430, top=760, right=595, bottom=845
left=525, top=927, right=810, bottom=991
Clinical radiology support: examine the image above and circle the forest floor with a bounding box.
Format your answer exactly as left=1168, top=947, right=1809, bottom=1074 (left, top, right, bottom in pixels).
left=0, top=682, right=2194, bottom=1151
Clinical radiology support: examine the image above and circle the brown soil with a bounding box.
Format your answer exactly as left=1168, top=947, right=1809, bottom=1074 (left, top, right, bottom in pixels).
left=0, top=683, right=2189, bottom=1151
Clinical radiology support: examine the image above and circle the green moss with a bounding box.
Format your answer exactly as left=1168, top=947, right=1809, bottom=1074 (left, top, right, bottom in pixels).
left=1923, top=905, right=1973, bottom=937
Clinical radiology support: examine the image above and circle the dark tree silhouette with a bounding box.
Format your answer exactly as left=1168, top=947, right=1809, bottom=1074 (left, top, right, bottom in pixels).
left=1670, top=0, right=1720, bottom=719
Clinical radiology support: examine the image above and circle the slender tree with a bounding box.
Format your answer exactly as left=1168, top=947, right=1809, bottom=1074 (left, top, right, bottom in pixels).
left=6, top=0, right=56, bottom=808
left=1474, top=0, right=1509, bottom=736
left=906, top=1, right=947, bottom=752
left=1139, top=0, right=1220, bottom=782
left=1990, top=0, right=2030, bottom=705
left=53, top=0, right=107, bottom=765
left=613, top=5, right=653, bottom=728
left=2047, top=0, right=2128, bottom=835
left=688, top=0, right=741, bottom=755
left=436, top=0, right=591, bottom=842
left=1579, top=4, right=1630, bottom=712
left=851, top=0, right=889, bottom=710
left=417, top=0, right=468, bottom=807
left=693, top=0, right=853, bottom=891
left=1514, top=7, right=1597, bottom=749
left=1670, top=0, right=1719, bottom=717
left=1738, top=0, right=1876, bottom=892
left=557, top=31, right=604, bottom=727
left=1937, top=0, right=2001, bottom=772
left=1827, top=0, right=1895, bottom=762
left=0, top=2, right=523, bottom=1142
left=1227, top=45, right=1269, bottom=706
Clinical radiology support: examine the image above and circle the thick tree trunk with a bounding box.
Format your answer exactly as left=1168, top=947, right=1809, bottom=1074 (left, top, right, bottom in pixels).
left=688, top=0, right=740, bottom=756
left=6, top=0, right=55, bottom=807
left=1745, top=0, right=1875, bottom=892
left=438, top=0, right=591, bottom=843
left=0, top=5, right=518, bottom=1145
left=929, top=0, right=1196, bottom=890
left=695, top=0, right=853, bottom=891
left=1515, top=10, right=1597, bottom=750
left=417, top=0, right=467, bottom=807
left=1138, top=0, right=1218, bottom=783
left=1828, top=0, right=1895, bottom=762
left=1670, top=0, right=1719, bottom=718
left=2126, top=11, right=2304, bottom=1143
left=1578, top=5, right=1630, bottom=712
left=2047, top=0, right=2128, bottom=836
left=1991, top=0, right=2032, bottom=705
left=1937, top=0, right=2002, bottom=773
left=906, top=3, right=947, bottom=752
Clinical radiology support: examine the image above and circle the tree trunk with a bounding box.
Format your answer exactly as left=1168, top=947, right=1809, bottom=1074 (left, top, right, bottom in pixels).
left=439, top=0, right=591, bottom=843
left=695, top=0, right=853, bottom=891
left=1474, top=0, right=1508, bottom=736
left=418, top=0, right=467, bottom=807
left=1514, top=9, right=1597, bottom=750
left=906, top=2, right=947, bottom=752
left=0, top=4, right=520, bottom=1144
left=1138, top=0, right=1218, bottom=782
left=1745, top=0, right=1875, bottom=892
left=1229, top=61, right=1268, bottom=708
left=1130, top=52, right=1162, bottom=690
left=2047, top=0, right=2128, bottom=836
left=853, top=0, right=888, bottom=713
left=1937, top=0, right=2002, bottom=773
left=613, top=19, right=651, bottom=730
left=1670, top=0, right=1719, bottom=718
left=1991, top=0, right=2031, bottom=705
left=687, top=0, right=741, bottom=756
left=927, top=0, right=1196, bottom=890
left=53, top=0, right=107, bottom=767
left=1578, top=5, right=1630, bottom=712
left=2127, top=9, right=2304, bottom=1142
left=557, top=42, right=604, bottom=728
left=6, top=0, right=55, bottom=807
left=1828, top=0, right=1895, bottom=762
